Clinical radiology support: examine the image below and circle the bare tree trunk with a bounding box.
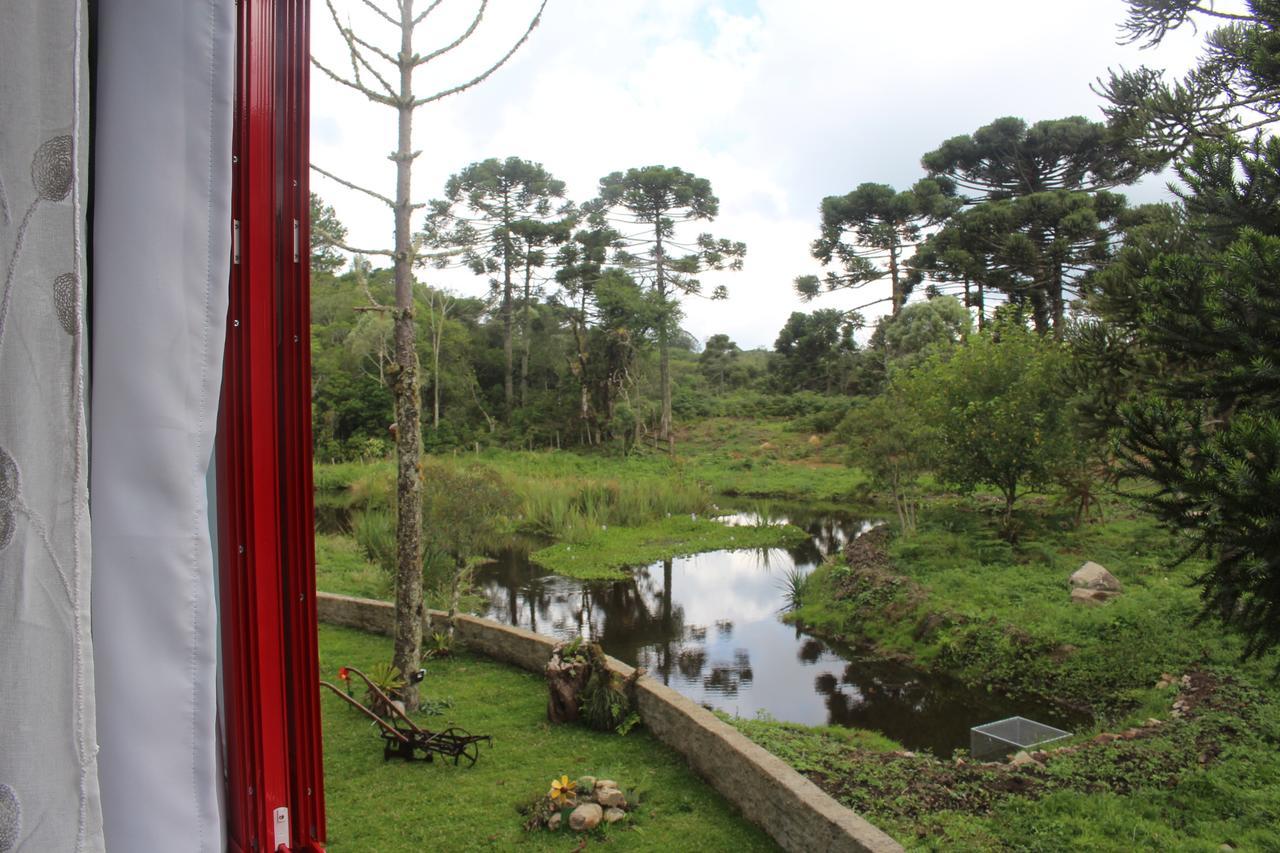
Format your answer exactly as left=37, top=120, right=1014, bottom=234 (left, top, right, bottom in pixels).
left=391, top=2, right=424, bottom=711
left=520, top=262, right=533, bottom=406
left=888, top=242, right=903, bottom=315
left=312, top=0, right=549, bottom=712
left=655, top=222, right=674, bottom=453
left=446, top=558, right=466, bottom=642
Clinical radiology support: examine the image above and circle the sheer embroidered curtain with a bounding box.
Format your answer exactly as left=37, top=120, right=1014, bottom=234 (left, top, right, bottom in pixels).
left=0, top=3, right=101, bottom=850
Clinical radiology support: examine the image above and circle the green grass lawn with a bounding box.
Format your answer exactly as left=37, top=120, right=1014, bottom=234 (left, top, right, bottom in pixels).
left=318, top=624, right=778, bottom=852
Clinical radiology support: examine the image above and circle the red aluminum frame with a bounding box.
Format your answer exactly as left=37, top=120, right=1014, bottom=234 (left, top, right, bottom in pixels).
left=218, top=0, right=325, bottom=850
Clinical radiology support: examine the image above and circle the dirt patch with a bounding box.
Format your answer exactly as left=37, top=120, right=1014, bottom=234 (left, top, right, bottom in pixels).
left=833, top=526, right=925, bottom=621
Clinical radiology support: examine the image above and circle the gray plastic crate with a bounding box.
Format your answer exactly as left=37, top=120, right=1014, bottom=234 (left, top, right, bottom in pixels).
left=970, top=716, right=1070, bottom=760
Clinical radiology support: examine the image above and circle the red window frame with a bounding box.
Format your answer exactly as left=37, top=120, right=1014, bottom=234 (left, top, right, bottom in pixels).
left=217, top=1, right=325, bottom=850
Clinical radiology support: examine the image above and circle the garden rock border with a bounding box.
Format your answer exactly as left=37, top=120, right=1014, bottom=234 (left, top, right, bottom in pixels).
left=318, top=591, right=903, bottom=853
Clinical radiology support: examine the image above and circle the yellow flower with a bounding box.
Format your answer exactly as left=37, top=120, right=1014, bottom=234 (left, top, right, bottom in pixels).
left=548, top=775, right=577, bottom=804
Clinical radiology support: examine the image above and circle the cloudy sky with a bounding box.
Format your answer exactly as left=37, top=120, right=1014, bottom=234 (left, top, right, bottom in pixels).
left=310, top=0, right=1207, bottom=350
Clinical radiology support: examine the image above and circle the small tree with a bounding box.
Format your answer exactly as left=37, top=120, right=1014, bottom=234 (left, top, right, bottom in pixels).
left=420, top=462, right=519, bottom=641
left=699, top=333, right=741, bottom=394
left=917, top=324, right=1074, bottom=532
left=842, top=385, right=933, bottom=536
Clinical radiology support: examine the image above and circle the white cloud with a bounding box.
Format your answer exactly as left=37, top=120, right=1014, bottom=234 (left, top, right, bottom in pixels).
left=311, top=0, right=1208, bottom=349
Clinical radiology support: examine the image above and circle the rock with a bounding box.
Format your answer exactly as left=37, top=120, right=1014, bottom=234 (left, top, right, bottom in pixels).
left=1146, top=718, right=1164, bottom=727
left=547, top=813, right=561, bottom=831
left=569, top=803, right=602, bottom=832
left=1049, top=643, right=1079, bottom=663
left=1008, top=750, right=1043, bottom=769
left=1070, top=561, right=1122, bottom=592
left=596, top=787, right=627, bottom=808
left=604, top=807, right=627, bottom=824
left=1070, top=587, right=1118, bottom=606
left=576, top=776, right=597, bottom=792
left=594, top=779, right=618, bottom=792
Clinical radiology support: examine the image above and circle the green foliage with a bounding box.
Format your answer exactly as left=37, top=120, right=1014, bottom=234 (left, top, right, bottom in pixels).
left=531, top=516, right=808, bottom=580
left=910, top=325, right=1077, bottom=527
left=801, top=178, right=958, bottom=312
left=514, top=475, right=713, bottom=541
left=596, top=165, right=745, bottom=444
left=769, top=309, right=858, bottom=393
left=777, top=564, right=812, bottom=610
left=351, top=509, right=397, bottom=575
left=1100, top=0, right=1280, bottom=161
left=841, top=385, right=932, bottom=536
left=918, top=116, right=1138, bottom=334
left=421, top=460, right=521, bottom=567
left=309, top=192, right=347, bottom=274
left=568, top=642, right=642, bottom=734
left=362, top=662, right=406, bottom=718
left=921, top=115, right=1140, bottom=200
left=1093, top=136, right=1280, bottom=658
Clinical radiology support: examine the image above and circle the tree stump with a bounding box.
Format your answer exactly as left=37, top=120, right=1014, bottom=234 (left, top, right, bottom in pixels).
left=545, top=642, right=590, bottom=723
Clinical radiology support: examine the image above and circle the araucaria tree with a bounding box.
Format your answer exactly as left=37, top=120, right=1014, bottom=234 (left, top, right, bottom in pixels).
left=921, top=116, right=1140, bottom=335
left=311, top=0, right=546, bottom=709
left=797, top=179, right=957, bottom=316
left=1098, top=0, right=1280, bottom=161
left=597, top=166, right=745, bottom=450
left=423, top=157, right=570, bottom=415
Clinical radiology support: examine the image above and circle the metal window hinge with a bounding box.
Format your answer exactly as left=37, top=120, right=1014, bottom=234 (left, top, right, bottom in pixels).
left=233, top=220, right=241, bottom=264
left=292, top=219, right=300, bottom=263
left=273, top=806, right=290, bottom=850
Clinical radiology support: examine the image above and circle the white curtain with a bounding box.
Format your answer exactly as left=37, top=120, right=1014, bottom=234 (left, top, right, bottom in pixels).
left=90, top=2, right=235, bottom=851
left=0, top=2, right=102, bottom=851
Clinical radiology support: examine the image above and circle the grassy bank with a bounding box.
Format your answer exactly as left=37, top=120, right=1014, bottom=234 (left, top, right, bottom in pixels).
left=786, top=498, right=1280, bottom=717
left=312, top=426, right=845, bottom=594
left=530, top=516, right=809, bottom=580
left=319, top=625, right=776, bottom=851
left=772, top=495, right=1280, bottom=850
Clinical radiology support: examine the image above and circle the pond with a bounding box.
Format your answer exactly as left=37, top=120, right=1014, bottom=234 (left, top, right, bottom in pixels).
left=474, top=503, right=1086, bottom=757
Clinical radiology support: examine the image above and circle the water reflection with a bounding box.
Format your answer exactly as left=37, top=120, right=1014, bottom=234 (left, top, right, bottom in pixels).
left=474, top=502, right=1084, bottom=755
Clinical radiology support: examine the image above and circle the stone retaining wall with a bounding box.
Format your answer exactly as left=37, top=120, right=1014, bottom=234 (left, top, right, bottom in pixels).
left=316, top=591, right=903, bottom=853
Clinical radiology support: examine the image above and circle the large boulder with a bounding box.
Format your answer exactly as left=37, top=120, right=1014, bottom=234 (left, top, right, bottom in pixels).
left=1070, top=561, right=1122, bottom=593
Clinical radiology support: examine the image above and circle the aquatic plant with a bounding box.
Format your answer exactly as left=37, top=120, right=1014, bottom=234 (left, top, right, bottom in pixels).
left=778, top=565, right=811, bottom=611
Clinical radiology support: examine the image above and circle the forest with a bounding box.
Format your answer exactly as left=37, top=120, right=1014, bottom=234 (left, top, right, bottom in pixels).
left=309, top=1, right=1280, bottom=850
